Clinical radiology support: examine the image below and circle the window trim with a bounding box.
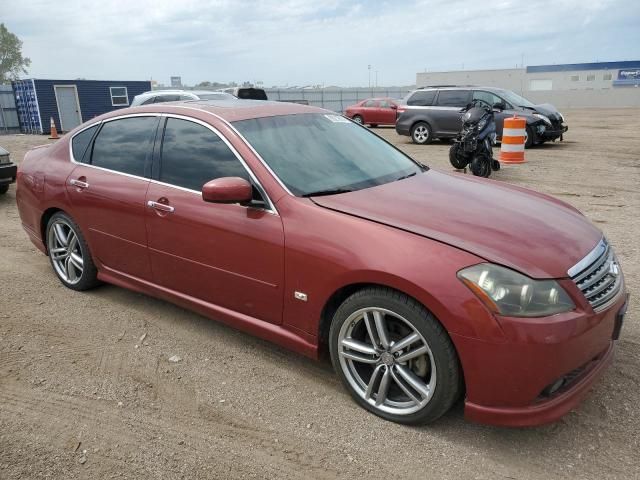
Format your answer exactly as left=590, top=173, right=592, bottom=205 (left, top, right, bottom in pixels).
left=110, top=86, right=129, bottom=107
left=68, top=112, right=277, bottom=214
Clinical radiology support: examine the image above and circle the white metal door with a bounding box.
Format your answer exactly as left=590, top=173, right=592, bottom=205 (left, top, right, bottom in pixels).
left=54, top=85, right=82, bottom=131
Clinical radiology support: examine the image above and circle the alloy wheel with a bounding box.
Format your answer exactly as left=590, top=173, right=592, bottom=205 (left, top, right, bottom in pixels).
left=413, top=125, right=429, bottom=143
left=47, top=219, right=84, bottom=284
left=337, top=307, right=437, bottom=415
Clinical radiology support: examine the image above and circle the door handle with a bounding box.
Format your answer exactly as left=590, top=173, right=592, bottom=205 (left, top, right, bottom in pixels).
left=69, top=178, right=89, bottom=189
left=147, top=200, right=175, bottom=213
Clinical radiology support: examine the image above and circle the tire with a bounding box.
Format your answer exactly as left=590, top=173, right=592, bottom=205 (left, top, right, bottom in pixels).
left=352, top=115, right=364, bottom=125
left=411, top=122, right=433, bottom=145
left=492, top=159, right=501, bottom=171
left=449, top=143, right=469, bottom=169
left=46, top=212, right=100, bottom=291
left=369, top=124, right=378, bottom=128
left=525, top=126, right=535, bottom=148
left=0, top=184, right=9, bottom=195
left=470, top=155, right=491, bottom=178
left=329, top=287, right=462, bottom=425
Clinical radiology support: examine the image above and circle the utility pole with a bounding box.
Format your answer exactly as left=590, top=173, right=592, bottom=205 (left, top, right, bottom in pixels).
left=368, top=65, right=371, bottom=88
left=375, top=70, right=378, bottom=88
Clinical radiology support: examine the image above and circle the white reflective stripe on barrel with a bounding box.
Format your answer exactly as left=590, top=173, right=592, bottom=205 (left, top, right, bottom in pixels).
left=502, top=128, right=525, bottom=137
left=500, top=143, right=525, bottom=152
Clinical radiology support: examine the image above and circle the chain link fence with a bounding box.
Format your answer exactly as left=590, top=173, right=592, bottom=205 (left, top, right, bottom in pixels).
left=264, top=88, right=413, bottom=113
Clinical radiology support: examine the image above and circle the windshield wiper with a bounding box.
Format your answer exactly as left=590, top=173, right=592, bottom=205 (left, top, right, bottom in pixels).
left=302, top=188, right=353, bottom=197
left=395, top=172, right=417, bottom=182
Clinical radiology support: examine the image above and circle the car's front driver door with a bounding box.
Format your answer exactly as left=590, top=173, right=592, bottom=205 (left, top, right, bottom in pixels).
left=144, top=116, right=284, bottom=324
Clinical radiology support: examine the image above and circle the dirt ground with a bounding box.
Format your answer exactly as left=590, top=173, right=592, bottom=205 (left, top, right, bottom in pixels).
left=0, top=109, right=639, bottom=480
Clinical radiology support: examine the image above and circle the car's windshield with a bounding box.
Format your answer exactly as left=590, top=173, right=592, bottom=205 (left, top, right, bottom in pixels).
left=233, top=113, right=424, bottom=196
left=495, top=89, right=535, bottom=108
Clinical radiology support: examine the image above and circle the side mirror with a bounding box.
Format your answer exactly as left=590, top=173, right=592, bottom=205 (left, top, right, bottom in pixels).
left=202, top=177, right=252, bottom=204
left=493, top=102, right=506, bottom=111
left=389, top=104, right=398, bottom=110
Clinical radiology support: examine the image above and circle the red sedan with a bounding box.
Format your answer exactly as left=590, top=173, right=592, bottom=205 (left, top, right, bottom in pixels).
left=16, top=100, right=628, bottom=427
left=344, top=97, right=398, bottom=126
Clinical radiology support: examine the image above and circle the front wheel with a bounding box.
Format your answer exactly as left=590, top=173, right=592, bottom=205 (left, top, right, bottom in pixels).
left=411, top=122, right=432, bottom=145
left=525, top=126, right=535, bottom=148
left=329, top=287, right=462, bottom=425
left=470, top=155, right=492, bottom=177
left=46, top=212, right=100, bottom=291
left=0, top=184, right=9, bottom=195
left=449, top=143, right=469, bottom=169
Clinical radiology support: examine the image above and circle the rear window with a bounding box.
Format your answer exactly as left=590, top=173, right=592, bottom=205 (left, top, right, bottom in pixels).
left=71, top=125, right=98, bottom=163
left=407, top=90, right=436, bottom=106
left=236, top=88, right=268, bottom=100
left=91, top=116, right=158, bottom=177
left=436, top=90, right=471, bottom=107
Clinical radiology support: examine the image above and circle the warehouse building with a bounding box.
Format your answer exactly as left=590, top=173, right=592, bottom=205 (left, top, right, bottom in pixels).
left=416, top=61, right=640, bottom=108
left=11, top=79, right=151, bottom=134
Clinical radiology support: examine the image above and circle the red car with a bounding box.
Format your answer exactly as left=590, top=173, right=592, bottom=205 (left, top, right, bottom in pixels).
left=16, top=100, right=628, bottom=427
left=344, top=97, right=398, bottom=127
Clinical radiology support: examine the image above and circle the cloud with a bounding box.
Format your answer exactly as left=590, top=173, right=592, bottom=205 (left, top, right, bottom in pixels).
left=2, top=0, right=638, bottom=86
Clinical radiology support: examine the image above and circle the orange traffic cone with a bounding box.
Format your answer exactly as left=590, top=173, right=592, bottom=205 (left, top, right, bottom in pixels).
left=48, top=117, right=59, bottom=139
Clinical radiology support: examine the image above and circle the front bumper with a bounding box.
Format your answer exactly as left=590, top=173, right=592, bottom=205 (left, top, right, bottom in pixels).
left=538, top=124, right=568, bottom=141
left=0, top=162, right=17, bottom=185
left=454, top=291, right=628, bottom=427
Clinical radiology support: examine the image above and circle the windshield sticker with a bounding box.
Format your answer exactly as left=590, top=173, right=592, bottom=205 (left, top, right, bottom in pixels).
left=324, top=114, right=351, bottom=123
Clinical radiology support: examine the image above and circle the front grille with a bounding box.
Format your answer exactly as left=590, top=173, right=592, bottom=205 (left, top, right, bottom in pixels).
left=570, top=239, right=623, bottom=312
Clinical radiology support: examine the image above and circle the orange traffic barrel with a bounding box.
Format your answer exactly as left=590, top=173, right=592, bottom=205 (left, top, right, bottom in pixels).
left=500, top=116, right=526, bottom=164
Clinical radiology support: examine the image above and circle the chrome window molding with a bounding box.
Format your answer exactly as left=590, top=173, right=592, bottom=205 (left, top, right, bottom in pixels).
left=67, top=112, right=278, bottom=215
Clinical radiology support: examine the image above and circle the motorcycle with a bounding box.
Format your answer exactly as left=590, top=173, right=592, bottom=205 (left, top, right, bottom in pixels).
left=449, top=99, right=500, bottom=177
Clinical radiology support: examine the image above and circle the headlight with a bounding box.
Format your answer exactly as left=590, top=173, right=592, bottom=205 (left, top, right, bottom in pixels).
left=458, top=263, right=575, bottom=317
left=532, top=113, right=552, bottom=125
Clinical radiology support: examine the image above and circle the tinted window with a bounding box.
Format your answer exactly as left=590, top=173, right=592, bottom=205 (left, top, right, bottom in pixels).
left=473, top=90, right=504, bottom=107
left=160, top=118, right=249, bottom=191
left=91, top=117, right=157, bottom=176
left=72, top=125, right=98, bottom=163
left=142, top=97, right=156, bottom=105
left=236, top=88, right=268, bottom=100
left=436, top=90, right=470, bottom=107
left=156, top=94, right=181, bottom=103
left=379, top=100, right=392, bottom=108
left=407, top=90, right=436, bottom=106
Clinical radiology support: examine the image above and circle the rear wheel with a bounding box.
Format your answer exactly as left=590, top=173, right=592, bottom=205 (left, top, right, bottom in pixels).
left=411, top=122, right=432, bottom=145
left=470, top=155, right=491, bottom=177
left=0, top=184, right=9, bottom=195
left=329, top=287, right=462, bottom=425
left=369, top=124, right=378, bottom=128
left=352, top=115, right=364, bottom=125
left=46, top=212, right=100, bottom=291
left=525, top=126, right=535, bottom=148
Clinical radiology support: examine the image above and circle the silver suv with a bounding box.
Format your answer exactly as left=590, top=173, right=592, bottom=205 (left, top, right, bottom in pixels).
left=396, top=86, right=568, bottom=147
left=131, top=90, right=234, bottom=106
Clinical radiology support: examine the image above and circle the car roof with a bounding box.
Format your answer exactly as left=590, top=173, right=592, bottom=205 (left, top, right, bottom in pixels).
left=100, top=99, right=328, bottom=123
left=136, top=90, right=230, bottom=96
left=416, top=85, right=505, bottom=92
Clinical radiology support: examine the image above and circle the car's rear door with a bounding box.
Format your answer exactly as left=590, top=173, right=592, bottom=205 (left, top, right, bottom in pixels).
left=433, top=90, right=471, bottom=135
left=65, top=114, right=160, bottom=280
left=378, top=99, right=397, bottom=124
left=144, top=116, right=284, bottom=324
left=361, top=100, right=378, bottom=123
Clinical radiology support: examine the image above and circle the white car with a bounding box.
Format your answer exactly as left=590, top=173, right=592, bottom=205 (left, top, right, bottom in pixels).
left=130, top=90, right=234, bottom=106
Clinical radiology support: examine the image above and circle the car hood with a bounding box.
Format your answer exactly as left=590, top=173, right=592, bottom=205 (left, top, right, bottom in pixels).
left=521, top=103, right=562, bottom=122
left=311, top=170, right=601, bottom=279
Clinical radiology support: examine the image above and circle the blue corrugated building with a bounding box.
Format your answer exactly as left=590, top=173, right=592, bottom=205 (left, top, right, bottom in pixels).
left=11, top=79, right=151, bottom=134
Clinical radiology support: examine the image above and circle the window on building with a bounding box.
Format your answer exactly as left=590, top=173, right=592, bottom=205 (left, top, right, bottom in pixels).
left=159, top=118, right=249, bottom=191
left=91, top=116, right=158, bottom=176
left=71, top=125, right=98, bottom=163
left=570, top=75, right=579, bottom=81
left=586, top=75, right=596, bottom=81
left=110, top=87, right=129, bottom=106
left=603, top=73, right=612, bottom=81
left=529, top=79, right=553, bottom=91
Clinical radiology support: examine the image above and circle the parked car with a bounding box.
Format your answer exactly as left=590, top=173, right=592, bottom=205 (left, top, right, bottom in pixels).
left=218, top=87, right=268, bottom=100
left=396, top=86, right=568, bottom=147
left=131, top=89, right=234, bottom=106
left=0, top=145, right=17, bottom=195
left=344, top=97, right=398, bottom=127
left=16, top=100, right=627, bottom=427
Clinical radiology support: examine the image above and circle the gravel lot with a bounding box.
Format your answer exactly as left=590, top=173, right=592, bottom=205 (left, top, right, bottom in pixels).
left=0, top=109, right=638, bottom=479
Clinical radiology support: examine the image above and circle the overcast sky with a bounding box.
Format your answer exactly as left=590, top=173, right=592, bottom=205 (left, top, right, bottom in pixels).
left=2, top=0, right=639, bottom=87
